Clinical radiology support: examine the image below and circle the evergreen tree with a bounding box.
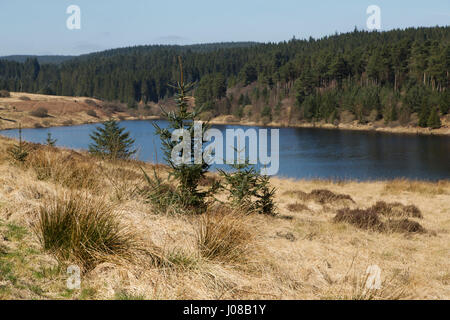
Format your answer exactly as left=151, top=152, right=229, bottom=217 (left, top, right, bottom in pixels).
left=153, top=58, right=213, bottom=212
left=427, top=107, right=441, bottom=129
left=45, top=132, right=57, bottom=147
left=7, top=124, right=29, bottom=164
left=88, top=120, right=136, bottom=159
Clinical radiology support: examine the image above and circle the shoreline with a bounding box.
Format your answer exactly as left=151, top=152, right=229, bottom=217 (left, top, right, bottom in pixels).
left=2, top=115, right=449, bottom=137
left=209, top=117, right=450, bottom=136
left=1, top=92, right=448, bottom=136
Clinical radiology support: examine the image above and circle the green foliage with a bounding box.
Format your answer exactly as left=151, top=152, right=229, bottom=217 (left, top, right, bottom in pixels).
left=219, top=161, right=277, bottom=215
left=261, top=105, right=272, bottom=122
left=140, top=167, right=183, bottom=214
left=195, top=73, right=226, bottom=111
left=152, top=59, right=215, bottom=213
left=238, top=93, right=251, bottom=106
left=46, top=132, right=57, bottom=147
left=427, top=107, right=441, bottom=129
left=7, top=125, right=29, bottom=164
left=37, top=193, right=136, bottom=271
left=89, top=119, right=136, bottom=160
left=0, top=27, right=447, bottom=128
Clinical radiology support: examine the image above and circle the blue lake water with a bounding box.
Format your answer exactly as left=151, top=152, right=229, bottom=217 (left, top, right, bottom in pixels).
left=1, top=120, right=449, bottom=181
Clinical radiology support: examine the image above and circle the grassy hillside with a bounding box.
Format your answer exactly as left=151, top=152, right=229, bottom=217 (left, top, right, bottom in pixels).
left=0, top=136, right=448, bottom=300
left=0, top=92, right=157, bottom=130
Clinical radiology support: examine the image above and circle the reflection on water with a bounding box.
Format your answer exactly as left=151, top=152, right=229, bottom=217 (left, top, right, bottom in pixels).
left=1, top=120, right=449, bottom=181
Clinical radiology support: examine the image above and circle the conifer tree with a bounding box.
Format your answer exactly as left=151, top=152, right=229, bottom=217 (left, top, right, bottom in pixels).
left=89, top=119, right=136, bottom=160
left=152, top=58, right=212, bottom=212
left=427, top=107, right=441, bottom=129
left=7, top=124, right=29, bottom=164
left=46, top=132, right=57, bottom=147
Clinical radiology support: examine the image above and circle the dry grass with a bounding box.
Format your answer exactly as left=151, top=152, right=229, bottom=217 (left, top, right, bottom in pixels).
left=287, top=203, right=309, bottom=212
left=284, top=189, right=354, bottom=205
left=370, top=201, right=422, bottom=218
left=0, top=92, right=158, bottom=130
left=196, top=206, right=254, bottom=264
left=384, top=179, right=449, bottom=195
left=334, top=208, right=384, bottom=231
left=27, top=148, right=101, bottom=191
left=333, top=208, right=425, bottom=233
left=0, top=137, right=448, bottom=300
left=36, top=192, right=138, bottom=272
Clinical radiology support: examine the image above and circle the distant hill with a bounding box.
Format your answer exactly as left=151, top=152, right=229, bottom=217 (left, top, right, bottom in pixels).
left=0, top=55, right=76, bottom=65
left=0, top=28, right=448, bottom=129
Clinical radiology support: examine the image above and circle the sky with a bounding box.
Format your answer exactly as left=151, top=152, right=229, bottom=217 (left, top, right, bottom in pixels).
left=0, top=0, right=449, bottom=56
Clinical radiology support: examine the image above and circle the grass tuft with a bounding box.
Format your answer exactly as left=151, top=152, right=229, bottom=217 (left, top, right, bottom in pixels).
left=370, top=201, right=422, bottom=218
left=196, top=206, right=254, bottom=264
left=28, top=148, right=101, bottom=191
left=36, top=192, right=138, bottom=271
left=333, top=207, right=426, bottom=233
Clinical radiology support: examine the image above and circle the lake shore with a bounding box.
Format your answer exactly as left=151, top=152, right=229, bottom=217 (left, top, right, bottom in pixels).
left=0, top=136, right=448, bottom=299
left=1, top=92, right=449, bottom=136
left=209, top=115, right=450, bottom=136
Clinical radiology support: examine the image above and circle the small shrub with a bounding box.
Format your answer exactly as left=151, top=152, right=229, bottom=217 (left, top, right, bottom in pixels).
left=219, top=162, right=277, bottom=215
left=334, top=208, right=384, bottom=231
left=369, top=201, right=422, bottom=218
left=84, top=99, right=98, bottom=107
left=385, top=219, right=425, bottom=233
left=290, top=189, right=354, bottom=204
left=333, top=207, right=426, bottom=233
left=46, top=133, right=57, bottom=147
left=86, top=109, right=97, bottom=117
left=307, top=189, right=354, bottom=204
left=287, top=203, right=309, bottom=212
left=140, top=168, right=183, bottom=214
left=36, top=192, right=137, bottom=271
left=7, top=125, right=29, bottom=164
left=30, top=107, right=49, bottom=118
left=196, top=207, right=253, bottom=263
left=0, top=90, right=10, bottom=98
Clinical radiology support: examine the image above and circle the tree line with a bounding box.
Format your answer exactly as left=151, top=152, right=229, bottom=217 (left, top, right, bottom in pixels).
left=0, top=27, right=448, bottom=128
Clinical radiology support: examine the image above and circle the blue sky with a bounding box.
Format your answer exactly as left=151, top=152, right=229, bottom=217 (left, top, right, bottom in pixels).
left=0, top=0, right=448, bottom=56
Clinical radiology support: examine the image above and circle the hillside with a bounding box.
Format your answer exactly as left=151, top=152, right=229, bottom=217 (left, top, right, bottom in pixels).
left=0, top=27, right=448, bottom=131
left=0, top=92, right=157, bottom=131
left=0, top=55, right=75, bottom=65
left=0, top=136, right=449, bottom=299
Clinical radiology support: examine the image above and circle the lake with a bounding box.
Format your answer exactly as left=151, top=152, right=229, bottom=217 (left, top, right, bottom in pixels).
left=1, top=120, right=449, bottom=181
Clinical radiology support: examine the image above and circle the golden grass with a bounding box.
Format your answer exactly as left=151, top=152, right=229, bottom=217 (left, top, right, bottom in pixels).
left=196, top=206, right=255, bottom=264
left=36, top=191, right=139, bottom=272
left=27, top=148, right=101, bottom=191
left=0, top=92, right=158, bottom=131
left=384, top=179, right=449, bottom=195
left=0, top=137, right=449, bottom=300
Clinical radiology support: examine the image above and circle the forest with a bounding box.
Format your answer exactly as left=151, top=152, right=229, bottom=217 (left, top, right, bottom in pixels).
left=0, top=26, right=448, bottom=128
